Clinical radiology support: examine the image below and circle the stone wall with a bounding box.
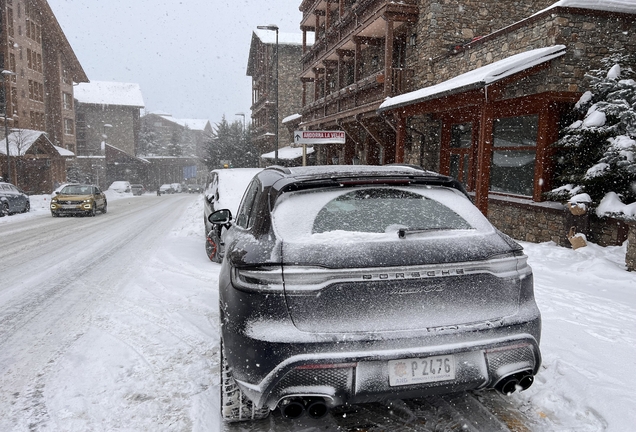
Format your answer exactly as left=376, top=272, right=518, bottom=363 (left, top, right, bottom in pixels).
left=414, top=7, right=636, bottom=95
left=278, top=43, right=306, bottom=149
left=412, top=0, right=554, bottom=86
left=487, top=197, right=568, bottom=245
left=626, top=222, right=636, bottom=271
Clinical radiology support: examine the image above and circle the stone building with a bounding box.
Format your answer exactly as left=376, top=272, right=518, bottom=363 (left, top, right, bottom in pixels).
left=246, top=29, right=313, bottom=165
left=0, top=0, right=88, bottom=191
left=296, top=0, right=636, bottom=266
left=72, top=81, right=145, bottom=188
left=140, top=112, right=212, bottom=186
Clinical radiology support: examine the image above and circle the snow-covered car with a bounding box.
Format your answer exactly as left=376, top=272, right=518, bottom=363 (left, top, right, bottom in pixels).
left=50, top=184, right=107, bottom=217
left=171, top=183, right=183, bottom=193
left=210, top=165, right=542, bottom=423
left=108, top=181, right=131, bottom=193
left=203, top=168, right=262, bottom=262
left=159, top=184, right=174, bottom=194
left=130, top=184, right=145, bottom=196
left=0, top=181, right=30, bottom=216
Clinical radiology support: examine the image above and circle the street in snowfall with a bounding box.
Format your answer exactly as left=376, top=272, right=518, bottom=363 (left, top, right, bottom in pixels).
left=0, top=191, right=634, bottom=432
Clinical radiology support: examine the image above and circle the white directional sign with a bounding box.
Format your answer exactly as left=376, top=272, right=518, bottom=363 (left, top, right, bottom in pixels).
left=294, top=130, right=346, bottom=145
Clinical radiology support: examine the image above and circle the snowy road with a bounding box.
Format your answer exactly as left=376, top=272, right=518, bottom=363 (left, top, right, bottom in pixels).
left=0, top=192, right=634, bottom=431
left=0, top=194, right=221, bottom=431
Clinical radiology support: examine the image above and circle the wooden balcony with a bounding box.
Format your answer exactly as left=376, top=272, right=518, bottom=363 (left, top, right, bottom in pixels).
left=301, top=0, right=418, bottom=75
left=301, top=68, right=413, bottom=126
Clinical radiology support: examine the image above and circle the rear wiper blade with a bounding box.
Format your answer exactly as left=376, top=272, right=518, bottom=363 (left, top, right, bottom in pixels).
left=398, top=227, right=454, bottom=239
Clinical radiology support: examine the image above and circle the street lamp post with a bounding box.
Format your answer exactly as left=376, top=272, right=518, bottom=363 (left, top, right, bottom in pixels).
left=2, top=70, right=15, bottom=183
left=235, top=112, right=246, bottom=133
left=257, top=24, right=279, bottom=165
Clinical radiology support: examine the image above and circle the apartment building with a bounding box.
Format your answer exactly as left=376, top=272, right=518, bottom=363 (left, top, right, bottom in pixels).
left=0, top=0, right=87, bottom=191
left=247, top=29, right=313, bottom=165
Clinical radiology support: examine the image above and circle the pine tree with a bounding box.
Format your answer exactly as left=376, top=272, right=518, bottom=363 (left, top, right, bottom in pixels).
left=547, top=52, right=636, bottom=213
left=138, top=121, right=161, bottom=156
left=204, top=116, right=259, bottom=169
left=167, top=129, right=183, bottom=157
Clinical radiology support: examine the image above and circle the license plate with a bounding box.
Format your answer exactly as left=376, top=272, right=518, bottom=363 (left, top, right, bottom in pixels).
left=388, top=355, right=456, bottom=386
left=61, top=204, right=78, bottom=209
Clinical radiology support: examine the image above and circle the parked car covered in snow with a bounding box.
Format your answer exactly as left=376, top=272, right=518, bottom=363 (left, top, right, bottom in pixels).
left=210, top=165, right=542, bottom=422
left=159, top=184, right=174, bottom=194
left=108, top=181, right=131, bottom=193
left=130, top=184, right=145, bottom=196
left=0, top=181, right=30, bottom=216
left=203, top=168, right=262, bottom=262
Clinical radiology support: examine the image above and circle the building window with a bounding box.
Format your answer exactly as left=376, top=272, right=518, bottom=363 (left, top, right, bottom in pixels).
left=63, top=92, right=73, bottom=110
left=7, top=8, right=14, bottom=38
left=11, top=87, right=17, bottom=115
left=490, top=115, right=538, bottom=196
left=64, top=118, right=74, bottom=135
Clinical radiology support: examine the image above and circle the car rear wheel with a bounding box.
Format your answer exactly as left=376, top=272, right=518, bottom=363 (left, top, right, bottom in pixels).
left=220, top=340, right=269, bottom=423
left=0, top=201, right=8, bottom=217
left=22, top=201, right=30, bottom=213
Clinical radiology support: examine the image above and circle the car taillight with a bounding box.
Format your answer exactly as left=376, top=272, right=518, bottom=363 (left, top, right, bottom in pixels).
left=231, top=267, right=284, bottom=293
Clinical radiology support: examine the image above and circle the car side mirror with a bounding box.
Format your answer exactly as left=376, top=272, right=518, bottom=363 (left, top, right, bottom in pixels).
left=209, top=209, right=232, bottom=225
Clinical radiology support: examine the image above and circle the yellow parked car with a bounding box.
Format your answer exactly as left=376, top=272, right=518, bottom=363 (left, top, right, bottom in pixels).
left=50, top=184, right=107, bottom=217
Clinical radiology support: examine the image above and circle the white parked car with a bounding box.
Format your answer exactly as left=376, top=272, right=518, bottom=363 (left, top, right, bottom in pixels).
left=108, top=181, right=131, bottom=193
left=171, top=183, right=183, bottom=193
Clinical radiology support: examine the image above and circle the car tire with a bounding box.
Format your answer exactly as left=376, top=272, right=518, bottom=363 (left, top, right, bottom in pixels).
left=206, top=233, right=222, bottom=263
left=89, top=206, right=96, bottom=217
left=51, top=211, right=59, bottom=217
left=23, top=201, right=30, bottom=213
left=102, top=202, right=108, bottom=214
left=0, top=201, right=8, bottom=217
left=220, top=340, right=269, bottom=423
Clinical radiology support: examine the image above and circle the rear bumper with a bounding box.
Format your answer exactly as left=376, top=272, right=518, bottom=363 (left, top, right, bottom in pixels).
left=223, top=314, right=541, bottom=410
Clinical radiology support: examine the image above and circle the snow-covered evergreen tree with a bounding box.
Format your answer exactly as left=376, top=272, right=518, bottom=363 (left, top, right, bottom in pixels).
left=138, top=121, right=161, bottom=156
left=547, top=52, right=636, bottom=218
left=204, top=116, right=258, bottom=169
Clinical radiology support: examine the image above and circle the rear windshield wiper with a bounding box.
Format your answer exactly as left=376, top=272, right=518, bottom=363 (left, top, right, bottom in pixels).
left=398, top=227, right=454, bottom=239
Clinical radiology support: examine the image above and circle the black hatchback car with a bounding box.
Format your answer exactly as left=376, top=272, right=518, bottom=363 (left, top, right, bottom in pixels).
left=210, top=165, right=541, bottom=423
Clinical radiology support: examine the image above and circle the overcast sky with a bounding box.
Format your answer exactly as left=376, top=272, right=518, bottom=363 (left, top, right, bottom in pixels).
left=47, top=0, right=303, bottom=126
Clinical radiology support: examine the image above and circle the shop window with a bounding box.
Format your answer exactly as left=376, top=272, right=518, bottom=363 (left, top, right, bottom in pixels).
left=490, top=115, right=538, bottom=196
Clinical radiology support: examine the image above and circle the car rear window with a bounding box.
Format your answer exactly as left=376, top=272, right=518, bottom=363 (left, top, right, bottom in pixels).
left=272, top=186, right=492, bottom=242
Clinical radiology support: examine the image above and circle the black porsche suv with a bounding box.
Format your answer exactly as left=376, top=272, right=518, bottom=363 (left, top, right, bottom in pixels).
left=210, top=165, right=542, bottom=423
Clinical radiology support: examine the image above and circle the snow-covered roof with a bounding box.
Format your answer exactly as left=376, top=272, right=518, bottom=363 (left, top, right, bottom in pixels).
left=261, top=145, right=315, bottom=160
left=254, top=29, right=314, bottom=46
left=536, top=0, right=636, bottom=16
left=0, top=129, right=70, bottom=156
left=159, top=115, right=210, bottom=131
left=54, top=145, right=75, bottom=157
left=282, top=113, right=302, bottom=124
left=379, top=45, right=566, bottom=112
left=74, top=81, right=145, bottom=108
